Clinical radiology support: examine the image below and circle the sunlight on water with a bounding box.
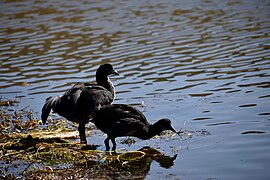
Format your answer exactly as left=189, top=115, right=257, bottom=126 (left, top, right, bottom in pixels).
left=0, top=0, right=270, bottom=179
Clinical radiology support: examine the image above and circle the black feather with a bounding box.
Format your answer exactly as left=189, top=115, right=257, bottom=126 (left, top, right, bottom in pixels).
left=92, top=104, right=176, bottom=151
left=41, top=64, right=119, bottom=144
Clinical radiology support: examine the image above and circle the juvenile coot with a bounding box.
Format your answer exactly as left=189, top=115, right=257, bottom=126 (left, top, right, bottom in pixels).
left=41, top=64, right=119, bottom=144
left=91, top=104, right=176, bottom=151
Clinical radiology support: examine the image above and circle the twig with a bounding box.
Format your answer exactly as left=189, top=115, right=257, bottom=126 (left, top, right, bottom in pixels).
left=20, top=162, right=34, bottom=175
left=20, top=105, right=30, bottom=111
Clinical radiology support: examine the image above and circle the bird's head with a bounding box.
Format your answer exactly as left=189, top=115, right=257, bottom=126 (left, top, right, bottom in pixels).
left=97, top=63, right=119, bottom=76
left=156, top=118, right=176, bottom=133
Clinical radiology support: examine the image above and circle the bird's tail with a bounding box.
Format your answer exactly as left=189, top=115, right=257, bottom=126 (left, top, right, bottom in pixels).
left=41, top=96, right=61, bottom=124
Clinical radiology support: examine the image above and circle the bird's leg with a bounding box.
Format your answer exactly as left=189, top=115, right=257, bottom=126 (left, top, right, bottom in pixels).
left=78, top=122, right=87, bottom=144
left=111, top=138, right=117, bottom=151
left=105, top=137, right=110, bottom=151
left=104, top=136, right=110, bottom=151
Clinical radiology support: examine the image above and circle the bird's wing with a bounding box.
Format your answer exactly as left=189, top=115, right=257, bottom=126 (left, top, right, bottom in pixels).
left=114, top=104, right=149, bottom=125
left=75, top=83, right=113, bottom=110
left=46, top=83, right=85, bottom=117
left=48, top=82, right=113, bottom=121
left=62, top=82, right=111, bottom=106
left=62, top=82, right=85, bottom=105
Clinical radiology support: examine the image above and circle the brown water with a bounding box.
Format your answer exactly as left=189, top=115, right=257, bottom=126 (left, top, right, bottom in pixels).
left=1, top=0, right=270, bottom=179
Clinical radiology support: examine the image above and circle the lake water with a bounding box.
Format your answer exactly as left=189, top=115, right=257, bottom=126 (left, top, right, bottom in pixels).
left=1, top=0, right=270, bottom=179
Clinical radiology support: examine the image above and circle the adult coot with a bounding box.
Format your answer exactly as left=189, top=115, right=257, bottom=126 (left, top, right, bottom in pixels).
left=91, top=104, right=176, bottom=151
left=41, top=64, right=119, bottom=144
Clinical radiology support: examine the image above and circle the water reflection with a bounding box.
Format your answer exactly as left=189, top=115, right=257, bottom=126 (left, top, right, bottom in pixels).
left=58, top=146, right=178, bottom=179
left=107, top=146, right=177, bottom=170
left=83, top=146, right=177, bottom=179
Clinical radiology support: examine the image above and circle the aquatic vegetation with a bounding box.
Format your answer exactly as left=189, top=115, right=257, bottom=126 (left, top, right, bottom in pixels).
left=0, top=99, right=18, bottom=107
left=119, top=137, right=137, bottom=146
left=0, top=132, right=176, bottom=179
left=0, top=100, right=179, bottom=179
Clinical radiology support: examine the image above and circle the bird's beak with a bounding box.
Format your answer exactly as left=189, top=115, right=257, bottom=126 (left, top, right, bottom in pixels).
left=170, top=126, right=177, bottom=133
left=112, top=69, right=119, bottom=75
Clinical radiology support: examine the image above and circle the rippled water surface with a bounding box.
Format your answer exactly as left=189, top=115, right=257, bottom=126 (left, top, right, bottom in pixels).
left=1, top=0, right=270, bottom=179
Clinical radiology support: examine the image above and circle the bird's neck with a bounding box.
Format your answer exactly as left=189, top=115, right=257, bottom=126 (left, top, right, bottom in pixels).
left=96, top=75, right=115, bottom=99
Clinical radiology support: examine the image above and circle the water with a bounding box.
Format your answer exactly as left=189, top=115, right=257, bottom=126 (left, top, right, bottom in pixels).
left=1, top=0, right=270, bottom=179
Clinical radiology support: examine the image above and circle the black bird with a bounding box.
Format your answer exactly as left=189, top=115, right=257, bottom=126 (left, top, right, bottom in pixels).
left=41, top=64, right=119, bottom=144
left=91, top=104, right=176, bottom=151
